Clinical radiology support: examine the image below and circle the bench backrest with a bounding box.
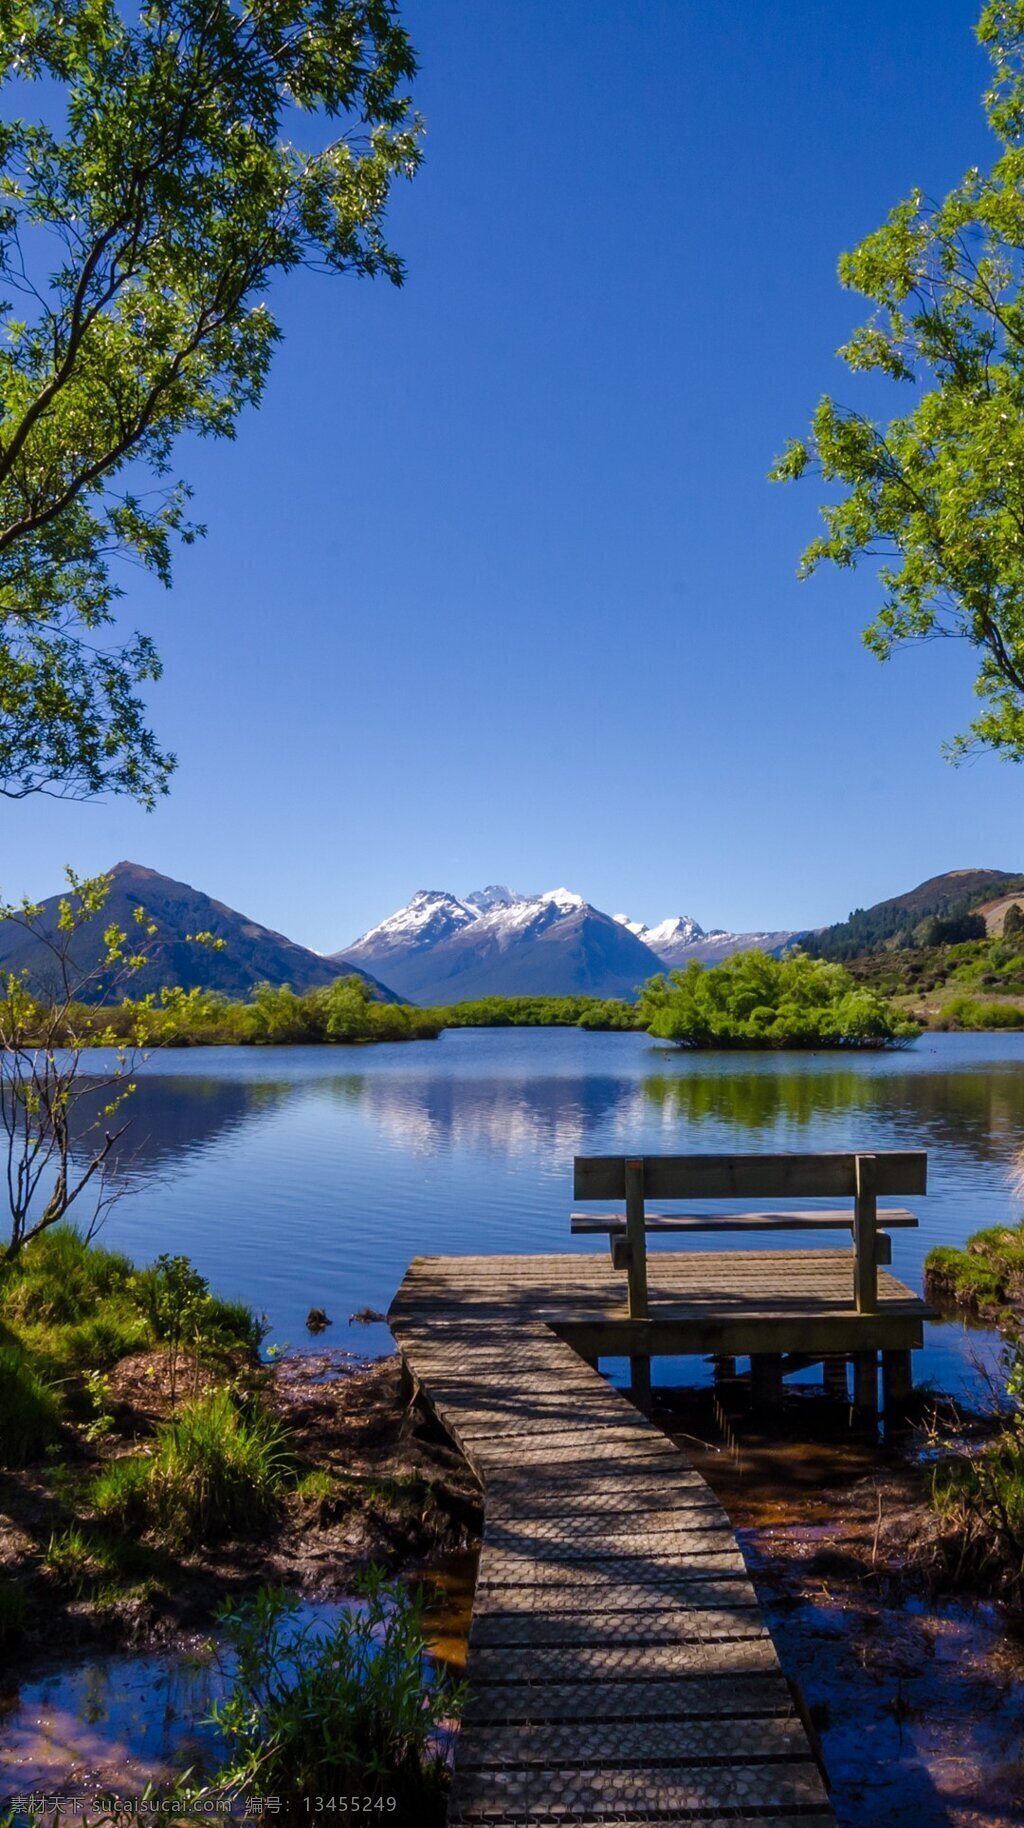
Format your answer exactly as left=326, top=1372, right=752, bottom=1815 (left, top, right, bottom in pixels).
left=574, top=1151, right=927, bottom=1201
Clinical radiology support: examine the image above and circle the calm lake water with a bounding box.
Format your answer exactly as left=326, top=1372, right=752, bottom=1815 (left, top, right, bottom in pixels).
left=79, top=1026, right=1024, bottom=1393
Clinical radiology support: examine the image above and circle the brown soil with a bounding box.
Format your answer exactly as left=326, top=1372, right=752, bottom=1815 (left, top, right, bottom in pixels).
left=0, top=1352, right=482, bottom=1660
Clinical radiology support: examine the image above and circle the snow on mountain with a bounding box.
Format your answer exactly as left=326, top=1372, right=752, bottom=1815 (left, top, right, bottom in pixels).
left=612, top=908, right=796, bottom=967
left=337, top=885, right=801, bottom=1002
left=335, top=887, right=662, bottom=1003
left=342, top=889, right=478, bottom=963
left=464, top=885, right=523, bottom=912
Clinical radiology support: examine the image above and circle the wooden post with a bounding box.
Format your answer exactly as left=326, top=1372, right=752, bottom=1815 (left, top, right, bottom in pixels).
left=822, top=1354, right=848, bottom=1400
left=624, top=1157, right=650, bottom=1409
left=630, top=1350, right=652, bottom=1411
left=852, top=1350, right=878, bottom=1415
left=624, top=1158, right=649, bottom=1320
left=750, top=1353, right=784, bottom=1408
left=853, top=1153, right=878, bottom=1314
left=882, top=1348, right=913, bottom=1415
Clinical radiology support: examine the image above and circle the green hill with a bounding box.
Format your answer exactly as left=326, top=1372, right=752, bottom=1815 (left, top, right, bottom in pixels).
left=807, top=869, right=1024, bottom=961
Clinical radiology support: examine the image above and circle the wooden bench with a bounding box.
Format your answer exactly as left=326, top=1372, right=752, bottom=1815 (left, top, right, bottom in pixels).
left=572, top=1151, right=926, bottom=1403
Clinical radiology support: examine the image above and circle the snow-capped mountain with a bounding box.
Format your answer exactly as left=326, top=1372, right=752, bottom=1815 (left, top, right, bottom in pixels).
left=613, top=909, right=798, bottom=966
left=336, top=885, right=802, bottom=1003
left=342, top=889, right=479, bottom=967
left=614, top=912, right=705, bottom=953
left=336, top=887, right=664, bottom=1003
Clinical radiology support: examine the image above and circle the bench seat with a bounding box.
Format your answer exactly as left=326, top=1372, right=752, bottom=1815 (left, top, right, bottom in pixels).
left=571, top=1207, right=918, bottom=1233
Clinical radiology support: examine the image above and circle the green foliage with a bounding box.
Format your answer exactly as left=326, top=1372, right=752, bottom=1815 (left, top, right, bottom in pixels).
left=1004, top=902, right=1024, bottom=940
left=0, top=0, right=421, bottom=802
left=636, top=950, right=918, bottom=1049
left=0, top=1224, right=136, bottom=1325
left=927, top=1348, right=1024, bottom=1597
left=774, top=2, right=1024, bottom=759
left=914, top=913, right=987, bottom=948
left=0, top=1225, right=259, bottom=1440
left=926, top=1224, right=1024, bottom=1320
left=425, top=995, right=640, bottom=1030
left=210, top=1573, right=460, bottom=1817
left=67, top=975, right=443, bottom=1047
left=92, top=1387, right=292, bottom=1549
left=942, top=996, right=1024, bottom=1029
left=0, top=1344, right=61, bottom=1464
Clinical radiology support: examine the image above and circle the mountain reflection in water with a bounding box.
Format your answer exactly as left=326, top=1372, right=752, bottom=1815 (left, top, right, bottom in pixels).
left=53, top=1029, right=1024, bottom=1390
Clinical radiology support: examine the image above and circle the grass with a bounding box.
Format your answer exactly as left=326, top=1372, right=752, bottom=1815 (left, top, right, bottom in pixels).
left=926, top=1358, right=1024, bottom=1598
left=0, top=1224, right=262, bottom=1442
left=208, top=1573, right=462, bottom=1820
left=93, top=1387, right=293, bottom=1549
left=0, top=1344, right=61, bottom=1466
left=925, top=1224, right=1024, bottom=1323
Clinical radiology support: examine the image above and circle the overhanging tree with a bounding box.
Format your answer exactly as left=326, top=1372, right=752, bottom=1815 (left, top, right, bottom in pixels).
left=773, top=1, right=1024, bottom=762
left=0, top=0, right=421, bottom=802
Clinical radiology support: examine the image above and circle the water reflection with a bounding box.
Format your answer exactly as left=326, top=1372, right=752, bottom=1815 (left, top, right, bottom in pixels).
left=55, top=1032, right=1023, bottom=1383
left=642, top=1063, right=1024, bottom=1165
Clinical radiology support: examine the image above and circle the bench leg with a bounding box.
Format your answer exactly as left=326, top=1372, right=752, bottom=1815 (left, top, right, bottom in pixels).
left=852, top=1351, right=879, bottom=1416
left=630, top=1354, right=652, bottom=1412
left=750, top=1353, right=784, bottom=1408
left=882, top=1348, right=913, bottom=1416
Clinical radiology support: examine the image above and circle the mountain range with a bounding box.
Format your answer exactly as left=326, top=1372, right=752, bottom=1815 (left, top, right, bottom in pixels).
left=1, top=862, right=1018, bottom=1006
left=336, top=886, right=803, bottom=1004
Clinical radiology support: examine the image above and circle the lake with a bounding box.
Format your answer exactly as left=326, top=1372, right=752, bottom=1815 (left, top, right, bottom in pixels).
left=80, top=1027, right=1024, bottom=1394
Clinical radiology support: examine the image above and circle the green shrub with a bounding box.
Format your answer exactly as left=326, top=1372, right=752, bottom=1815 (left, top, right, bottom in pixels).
left=943, top=995, right=1024, bottom=1030
left=93, top=1388, right=292, bottom=1549
left=0, top=1346, right=61, bottom=1465
left=927, top=1349, right=1024, bottom=1598
left=210, top=1573, right=461, bottom=1819
left=925, top=1224, right=1024, bottom=1318
left=637, top=950, right=918, bottom=1049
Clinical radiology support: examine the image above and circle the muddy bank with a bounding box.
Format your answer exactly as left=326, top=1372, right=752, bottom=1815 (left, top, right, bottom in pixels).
left=655, top=1387, right=1024, bottom=1828
left=0, top=1353, right=482, bottom=1662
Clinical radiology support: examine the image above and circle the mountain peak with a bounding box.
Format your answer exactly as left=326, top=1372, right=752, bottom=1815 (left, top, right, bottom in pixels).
left=465, top=885, right=521, bottom=912
left=540, top=886, right=585, bottom=911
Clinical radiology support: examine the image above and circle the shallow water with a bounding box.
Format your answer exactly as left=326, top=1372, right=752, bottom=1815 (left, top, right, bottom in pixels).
left=71, top=1028, right=1024, bottom=1388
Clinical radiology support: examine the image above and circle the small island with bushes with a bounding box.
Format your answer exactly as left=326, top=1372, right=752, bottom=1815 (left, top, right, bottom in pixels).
left=635, top=949, right=918, bottom=1049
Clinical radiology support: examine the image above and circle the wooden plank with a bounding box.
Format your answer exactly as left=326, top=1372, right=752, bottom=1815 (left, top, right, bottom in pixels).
left=447, top=1758, right=829, bottom=1821
left=574, top=1149, right=927, bottom=1199
left=455, top=1715, right=810, bottom=1766
left=460, top=1672, right=793, bottom=1723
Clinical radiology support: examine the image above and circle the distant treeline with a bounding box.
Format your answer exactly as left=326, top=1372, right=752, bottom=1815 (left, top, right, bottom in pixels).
left=47, top=957, right=919, bottom=1050
left=64, top=977, right=444, bottom=1047
left=421, top=995, right=640, bottom=1030
left=50, top=982, right=640, bottom=1047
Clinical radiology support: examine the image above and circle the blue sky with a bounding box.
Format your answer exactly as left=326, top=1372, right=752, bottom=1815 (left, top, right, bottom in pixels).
left=7, top=0, right=1020, bottom=950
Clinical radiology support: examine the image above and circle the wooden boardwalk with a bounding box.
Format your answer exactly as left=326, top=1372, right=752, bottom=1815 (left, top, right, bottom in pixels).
left=385, top=1247, right=909, bottom=1828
